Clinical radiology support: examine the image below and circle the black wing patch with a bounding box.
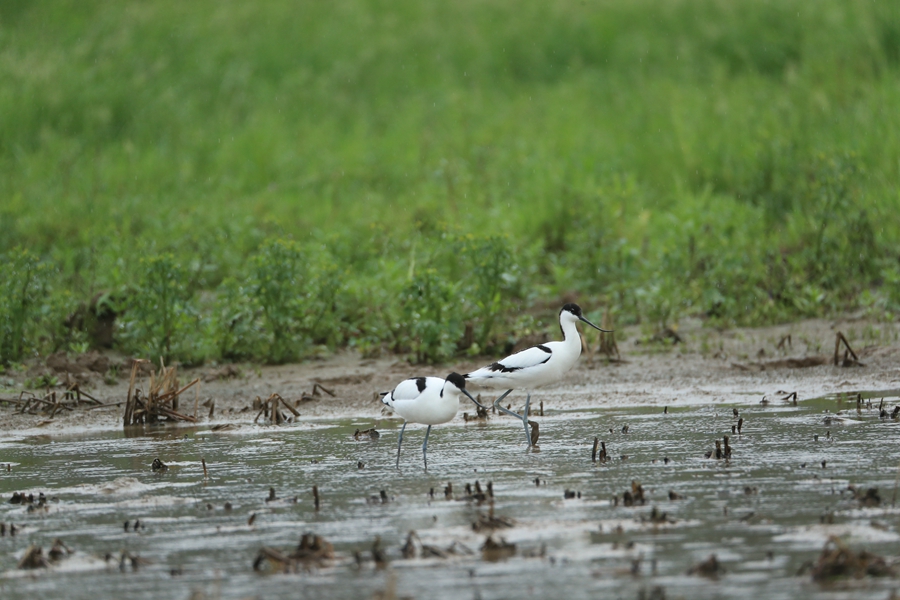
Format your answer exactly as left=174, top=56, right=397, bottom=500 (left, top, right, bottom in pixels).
left=486, top=344, right=553, bottom=373
left=487, top=362, right=519, bottom=373
left=414, top=377, right=427, bottom=393
left=487, top=354, right=551, bottom=373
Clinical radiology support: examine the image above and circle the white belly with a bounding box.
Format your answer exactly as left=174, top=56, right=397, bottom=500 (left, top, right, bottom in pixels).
left=393, top=397, right=459, bottom=425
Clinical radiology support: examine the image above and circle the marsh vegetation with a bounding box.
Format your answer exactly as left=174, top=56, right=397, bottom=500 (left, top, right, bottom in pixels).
left=2, top=1, right=899, bottom=366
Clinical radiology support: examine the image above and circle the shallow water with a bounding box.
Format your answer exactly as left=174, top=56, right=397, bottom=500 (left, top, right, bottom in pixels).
left=2, top=393, right=899, bottom=600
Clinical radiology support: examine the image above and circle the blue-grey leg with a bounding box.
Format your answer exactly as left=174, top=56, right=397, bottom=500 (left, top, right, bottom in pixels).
left=492, top=389, right=522, bottom=419
left=492, top=390, right=531, bottom=446
left=421, top=425, right=432, bottom=471
left=522, top=393, right=532, bottom=445
left=396, top=421, right=408, bottom=468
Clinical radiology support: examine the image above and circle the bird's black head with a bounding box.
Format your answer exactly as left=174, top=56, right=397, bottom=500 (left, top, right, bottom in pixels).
left=561, top=303, right=583, bottom=318
left=445, top=372, right=467, bottom=390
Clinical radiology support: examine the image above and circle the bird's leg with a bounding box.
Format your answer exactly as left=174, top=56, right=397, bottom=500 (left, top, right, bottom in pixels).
left=421, top=425, right=432, bottom=471
left=396, top=421, right=408, bottom=468
left=492, top=389, right=524, bottom=419
left=522, top=393, right=532, bottom=446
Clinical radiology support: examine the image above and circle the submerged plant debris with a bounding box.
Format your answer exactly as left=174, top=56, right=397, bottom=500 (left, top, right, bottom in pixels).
left=807, top=536, right=894, bottom=582
left=1, top=392, right=900, bottom=598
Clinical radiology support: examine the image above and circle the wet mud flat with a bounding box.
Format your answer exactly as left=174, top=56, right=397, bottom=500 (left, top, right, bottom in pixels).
left=2, top=391, right=900, bottom=600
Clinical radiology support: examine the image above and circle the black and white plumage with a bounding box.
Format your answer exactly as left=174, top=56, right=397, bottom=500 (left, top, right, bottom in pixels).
left=465, top=303, right=609, bottom=445
left=381, top=372, right=485, bottom=469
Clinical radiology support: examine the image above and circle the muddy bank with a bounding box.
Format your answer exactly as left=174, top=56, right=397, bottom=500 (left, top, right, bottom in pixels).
left=2, top=382, right=899, bottom=599
left=2, top=317, right=899, bottom=437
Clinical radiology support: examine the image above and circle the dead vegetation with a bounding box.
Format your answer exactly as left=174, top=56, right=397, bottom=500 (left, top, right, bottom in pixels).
left=481, top=535, right=516, bottom=561
left=252, top=393, right=299, bottom=425
left=614, top=481, right=646, bottom=507
left=585, top=308, right=622, bottom=362
left=353, top=427, right=380, bottom=440
left=462, top=403, right=490, bottom=422
left=253, top=533, right=335, bottom=572
left=400, top=530, right=474, bottom=560
left=847, top=485, right=881, bottom=507
left=833, top=332, right=863, bottom=367
left=122, top=359, right=199, bottom=426
left=807, top=536, right=894, bottom=582
left=592, top=438, right=609, bottom=463
left=732, top=331, right=865, bottom=371
left=3, top=382, right=102, bottom=418
left=472, top=505, right=515, bottom=533
left=17, top=539, right=72, bottom=569
left=707, top=435, right=733, bottom=460
left=641, top=507, right=676, bottom=525
left=688, top=554, right=724, bottom=578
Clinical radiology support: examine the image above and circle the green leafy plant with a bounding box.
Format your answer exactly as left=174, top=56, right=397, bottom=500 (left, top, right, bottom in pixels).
left=214, top=276, right=266, bottom=362
left=0, top=248, right=53, bottom=364
left=25, top=373, right=60, bottom=389
left=304, top=250, right=346, bottom=348
left=250, top=239, right=308, bottom=363
left=119, top=253, right=205, bottom=363
left=458, top=234, right=521, bottom=352
left=399, top=268, right=464, bottom=364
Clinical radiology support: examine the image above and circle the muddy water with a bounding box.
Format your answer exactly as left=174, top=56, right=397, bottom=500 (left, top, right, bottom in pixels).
left=2, top=393, right=899, bottom=599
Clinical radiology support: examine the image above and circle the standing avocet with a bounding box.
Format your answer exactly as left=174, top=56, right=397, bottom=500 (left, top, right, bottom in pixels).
left=381, top=372, right=485, bottom=469
left=465, top=303, right=610, bottom=445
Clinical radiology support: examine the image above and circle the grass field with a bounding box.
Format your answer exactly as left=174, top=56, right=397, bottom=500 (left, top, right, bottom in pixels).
left=2, top=0, right=900, bottom=365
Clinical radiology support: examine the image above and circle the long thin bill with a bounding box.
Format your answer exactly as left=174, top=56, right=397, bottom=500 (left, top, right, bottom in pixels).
left=580, top=315, right=613, bottom=333
left=463, top=389, right=489, bottom=410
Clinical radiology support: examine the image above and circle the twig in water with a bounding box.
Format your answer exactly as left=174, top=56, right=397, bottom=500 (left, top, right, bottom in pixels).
left=312, top=383, right=335, bottom=397
left=833, top=331, right=862, bottom=367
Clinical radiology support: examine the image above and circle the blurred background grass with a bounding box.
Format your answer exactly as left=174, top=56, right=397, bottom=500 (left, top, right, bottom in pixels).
left=2, top=0, right=899, bottom=365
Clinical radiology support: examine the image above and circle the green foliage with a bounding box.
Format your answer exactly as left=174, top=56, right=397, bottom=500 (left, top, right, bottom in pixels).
left=24, top=373, right=60, bottom=389
left=214, top=276, right=266, bottom=362
left=0, top=248, right=48, bottom=363
left=251, top=239, right=308, bottom=363
left=458, top=235, right=520, bottom=351
left=1, top=1, right=899, bottom=364
left=399, top=268, right=464, bottom=364
left=304, top=250, right=346, bottom=348
left=213, top=239, right=352, bottom=363
left=119, top=254, right=205, bottom=364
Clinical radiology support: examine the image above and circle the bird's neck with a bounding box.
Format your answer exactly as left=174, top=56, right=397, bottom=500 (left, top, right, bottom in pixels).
left=560, top=317, right=580, bottom=345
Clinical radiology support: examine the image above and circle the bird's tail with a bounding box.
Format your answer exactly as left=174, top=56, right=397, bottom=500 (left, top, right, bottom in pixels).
left=379, top=391, right=393, bottom=409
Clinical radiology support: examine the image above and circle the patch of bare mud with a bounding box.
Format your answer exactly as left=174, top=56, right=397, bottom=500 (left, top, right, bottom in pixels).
left=2, top=317, right=899, bottom=436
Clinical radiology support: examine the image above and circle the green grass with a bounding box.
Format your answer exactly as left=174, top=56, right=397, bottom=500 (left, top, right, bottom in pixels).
left=2, top=0, right=900, bottom=364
